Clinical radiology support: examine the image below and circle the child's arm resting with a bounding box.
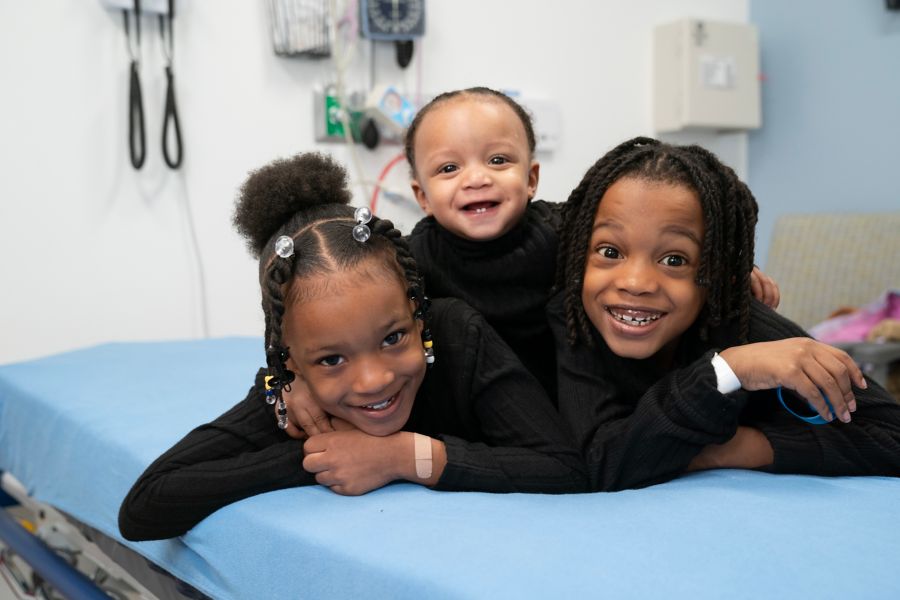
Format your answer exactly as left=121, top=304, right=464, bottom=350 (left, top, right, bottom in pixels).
left=430, top=304, right=587, bottom=494
left=548, top=294, right=748, bottom=492
left=754, top=383, right=900, bottom=476
left=561, top=351, right=749, bottom=491
left=719, top=338, right=865, bottom=424
left=737, top=304, right=900, bottom=476
left=118, top=376, right=314, bottom=541
left=302, top=430, right=447, bottom=495
left=687, top=426, right=774, bottom=471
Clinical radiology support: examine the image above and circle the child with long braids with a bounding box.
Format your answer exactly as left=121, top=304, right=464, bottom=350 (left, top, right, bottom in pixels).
left=118, top=153, right=586, bottom=542
left=552, top=136, right=900, bottom=492
left=282, top=87, right=780, bottom=438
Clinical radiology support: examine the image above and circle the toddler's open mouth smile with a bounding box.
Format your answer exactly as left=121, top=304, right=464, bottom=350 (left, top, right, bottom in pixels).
left=462, top=201, right=499, bottom=215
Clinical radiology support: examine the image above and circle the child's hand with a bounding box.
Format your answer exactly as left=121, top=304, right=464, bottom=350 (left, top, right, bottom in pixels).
left=720, top=339, right=866, bottom=423
left=278, top=376, right=334, bottom=440
left=687, top=426, right=774, bottom=471
left=302, top=430, right=407, bottom=495
left=750, top=266, right=780, bottom=309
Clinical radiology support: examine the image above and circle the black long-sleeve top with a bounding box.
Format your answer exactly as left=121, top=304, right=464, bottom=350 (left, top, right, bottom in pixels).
left=119, top=298, right=586, bottom=541
left=408, top=201, right=562, bottom=399
left=549, top=292, right=900, bottom=492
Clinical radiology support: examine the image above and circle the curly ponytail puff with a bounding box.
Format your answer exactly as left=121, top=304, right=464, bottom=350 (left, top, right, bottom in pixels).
left=233, top=153, right=352, bottom=258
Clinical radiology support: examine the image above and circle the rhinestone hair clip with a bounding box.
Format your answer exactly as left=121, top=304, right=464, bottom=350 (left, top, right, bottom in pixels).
left=352, top=206, right=372, bottom=243
left=274, top=235, right=295, bottom=258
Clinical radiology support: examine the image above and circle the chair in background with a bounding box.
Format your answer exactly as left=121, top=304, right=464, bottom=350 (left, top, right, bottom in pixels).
left=764, top=212, right=900, bottom=394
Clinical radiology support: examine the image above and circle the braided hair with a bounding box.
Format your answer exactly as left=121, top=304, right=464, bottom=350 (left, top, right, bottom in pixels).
left=403, top=86, right=537, bottom=176
left=233, top=153, right=430, bottom=415
left=556, top=136, right=759, bottom=347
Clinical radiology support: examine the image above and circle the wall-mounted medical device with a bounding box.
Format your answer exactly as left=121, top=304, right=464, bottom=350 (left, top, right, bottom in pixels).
left=267, top=0, right=330, bottom=57
left=359, top=0, right=425, bottom=68
left=99, top=0, right=170, bottom=14
left=359, top=0, right=425, bottom=41
left=99, top=0, right=183, bottom=169
left=653, top=19, right=761, bottom=132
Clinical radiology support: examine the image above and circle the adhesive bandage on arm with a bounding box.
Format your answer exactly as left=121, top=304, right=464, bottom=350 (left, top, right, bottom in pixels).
left=414, top=433, right=433, bottom=479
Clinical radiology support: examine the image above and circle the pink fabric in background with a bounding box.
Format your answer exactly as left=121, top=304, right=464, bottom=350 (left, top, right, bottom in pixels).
left=809, top=290, right=900, bottom=344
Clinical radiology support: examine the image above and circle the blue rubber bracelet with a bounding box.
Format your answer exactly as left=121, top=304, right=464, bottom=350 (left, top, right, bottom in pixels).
left=776, top=386, right=835, bottom=425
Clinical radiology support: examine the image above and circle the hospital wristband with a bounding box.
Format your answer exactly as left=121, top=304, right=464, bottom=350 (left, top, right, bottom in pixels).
left=414, top=433, right=433, bottom=479
left=711, top=352, right=742, bottom=394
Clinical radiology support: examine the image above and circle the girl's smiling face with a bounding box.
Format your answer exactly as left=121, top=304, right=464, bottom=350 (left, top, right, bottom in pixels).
left=581, top=177, right=707, bottom=364
left=283, top=261, right=426, bottom=436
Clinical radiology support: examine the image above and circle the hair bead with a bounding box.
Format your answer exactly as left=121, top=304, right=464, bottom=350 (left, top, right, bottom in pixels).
left=352, top=206, right=373, bottom=242
left=274, top=235, right=295, bottom=258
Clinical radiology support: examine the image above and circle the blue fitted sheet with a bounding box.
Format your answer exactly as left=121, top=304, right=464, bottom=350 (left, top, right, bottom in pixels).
left=1, top=338, right=899, bottom=599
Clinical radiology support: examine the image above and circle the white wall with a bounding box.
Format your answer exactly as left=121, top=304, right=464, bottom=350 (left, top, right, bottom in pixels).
left=0, top=0, right=749, bottom=364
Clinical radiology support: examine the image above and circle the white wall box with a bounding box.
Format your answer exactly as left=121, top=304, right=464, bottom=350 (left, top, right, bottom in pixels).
left=653, top=19, right=761, bottom=132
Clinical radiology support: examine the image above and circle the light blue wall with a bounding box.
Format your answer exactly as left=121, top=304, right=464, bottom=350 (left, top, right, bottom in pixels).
left=749, top=1, right=900, bottom=267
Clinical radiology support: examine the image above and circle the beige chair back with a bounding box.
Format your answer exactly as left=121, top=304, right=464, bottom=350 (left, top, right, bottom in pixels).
left=764, top=213, right=900, bottom=330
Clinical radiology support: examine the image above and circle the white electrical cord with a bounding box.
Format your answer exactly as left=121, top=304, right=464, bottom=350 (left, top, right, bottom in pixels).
left=325, top=0, right=426, bottom=212
left=176, top=174, right=210, bottom=338
left=328, top=0, right=371, bottom=202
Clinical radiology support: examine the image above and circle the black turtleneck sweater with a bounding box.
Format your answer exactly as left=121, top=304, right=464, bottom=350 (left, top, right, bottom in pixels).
left=549, top=292, right=900, bottom=492
left=408, top=201, right=563, bottom=399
